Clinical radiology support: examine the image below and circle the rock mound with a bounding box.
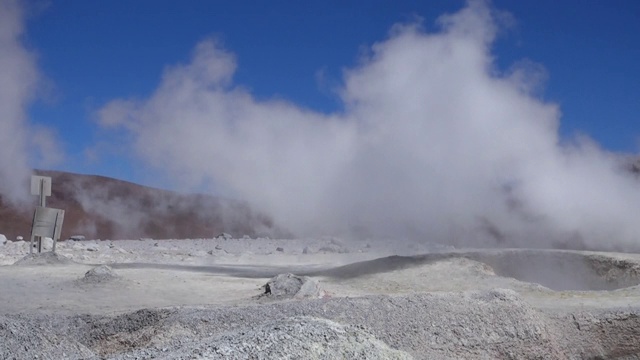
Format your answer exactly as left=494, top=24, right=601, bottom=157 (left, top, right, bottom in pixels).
left=79, top=265, right=119, bottom=284
left=262, top=273, right=321, bottom=299
left=91, top=290, right=567, bottom=359
left=13, top=252, right=73, bottom=266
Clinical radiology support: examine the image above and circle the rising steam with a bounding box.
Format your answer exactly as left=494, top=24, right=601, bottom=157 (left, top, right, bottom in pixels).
left=0, top=0, right=36, bottom=203
left=98, top=1, right=640, bottom=250
left=0, top=0, right=62, bottom=205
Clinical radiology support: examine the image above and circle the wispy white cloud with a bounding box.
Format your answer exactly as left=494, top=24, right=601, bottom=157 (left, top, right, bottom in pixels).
left=98, top=0, right=640, bottom=250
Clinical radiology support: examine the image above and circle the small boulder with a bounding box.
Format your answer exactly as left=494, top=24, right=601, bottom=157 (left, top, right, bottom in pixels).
left=80, top=265, right=119, bottom=284
left=262, top=273, right=321, bottom=299
left=318, top=244, right=348, bottom=254
left=0, top=234, right=6, bottom=246
left=216, top=233, right=233, bottom=240
left=276, top=247, right=284, bottom=252
left=85, top=244, right=99, bottom=252
left=69, top=235, right=86, bottom=241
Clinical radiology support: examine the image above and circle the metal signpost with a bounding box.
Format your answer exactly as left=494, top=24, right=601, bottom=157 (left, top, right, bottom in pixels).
left=31, top=175, right=52, bottom=207
left=29, top=176, right=64, bottom=253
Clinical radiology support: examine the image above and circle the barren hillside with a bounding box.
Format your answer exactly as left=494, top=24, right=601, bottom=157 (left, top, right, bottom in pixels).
left=0, top=170, right=283, bottom=241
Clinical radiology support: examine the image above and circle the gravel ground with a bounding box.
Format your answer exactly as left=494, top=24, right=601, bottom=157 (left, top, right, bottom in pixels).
left=2, top=237, right=640, bottom=359
left=2, top=289, right=640, bottom=359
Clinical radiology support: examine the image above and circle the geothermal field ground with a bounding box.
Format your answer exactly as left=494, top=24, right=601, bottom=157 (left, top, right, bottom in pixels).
left=1, top=236, right=640, bottom=359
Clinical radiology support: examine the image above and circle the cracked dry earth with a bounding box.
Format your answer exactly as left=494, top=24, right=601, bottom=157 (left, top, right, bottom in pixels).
left=1, top=237, right=640, bottom=359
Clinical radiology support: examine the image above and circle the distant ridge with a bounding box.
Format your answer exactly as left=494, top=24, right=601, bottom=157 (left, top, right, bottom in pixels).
left=0, top=170, right=285, bottom=241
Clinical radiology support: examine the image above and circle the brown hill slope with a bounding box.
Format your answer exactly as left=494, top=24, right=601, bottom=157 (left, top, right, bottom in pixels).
left=0, top=170, right=284, bottom=241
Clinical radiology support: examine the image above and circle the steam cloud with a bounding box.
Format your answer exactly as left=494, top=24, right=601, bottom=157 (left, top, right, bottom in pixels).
left=0, top=0, right=36, bottom=203
left=98, top=1, right=639, bottom=250
left=0, top=0, right=62, bottom=205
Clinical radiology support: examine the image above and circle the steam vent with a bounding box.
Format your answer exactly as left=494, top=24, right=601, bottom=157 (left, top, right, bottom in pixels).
left=3, top=0, right=640, bottom=358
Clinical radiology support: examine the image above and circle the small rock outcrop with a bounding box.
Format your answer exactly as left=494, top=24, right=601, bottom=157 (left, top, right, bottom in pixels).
left=262, top=273, right=321, bottom=299
left=79, top=265, right=119, bottom=284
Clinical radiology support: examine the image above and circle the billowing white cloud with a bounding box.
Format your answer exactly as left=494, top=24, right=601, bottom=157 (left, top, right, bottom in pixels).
left=98, top=0, right=640, bottom=250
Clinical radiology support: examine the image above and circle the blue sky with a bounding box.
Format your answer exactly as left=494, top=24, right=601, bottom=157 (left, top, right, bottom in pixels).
left=5, top=0, right=640, bottom=244
left=17, top=0, right=640, bottom=185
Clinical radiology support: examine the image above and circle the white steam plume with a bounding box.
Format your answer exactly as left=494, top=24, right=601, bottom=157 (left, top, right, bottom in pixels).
left=0, top=0, right=36, bottom=203
left=0, top=0, right=62, bottom=204
left=98, top=1, right=640, bottom=250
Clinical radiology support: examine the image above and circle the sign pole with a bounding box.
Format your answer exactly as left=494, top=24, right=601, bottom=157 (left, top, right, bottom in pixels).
left=37, top=179, right=45, bottom=253
left=40, top=179, right=46, bottom=207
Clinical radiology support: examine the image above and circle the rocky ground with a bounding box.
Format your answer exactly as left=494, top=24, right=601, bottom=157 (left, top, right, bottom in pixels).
left=1, top=235, right=640, bottom=359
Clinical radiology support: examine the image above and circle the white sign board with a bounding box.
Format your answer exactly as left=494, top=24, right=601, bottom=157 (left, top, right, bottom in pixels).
left=31, top=176, right=52, bottom=197
left=31, top=207, right=65, bottom=240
